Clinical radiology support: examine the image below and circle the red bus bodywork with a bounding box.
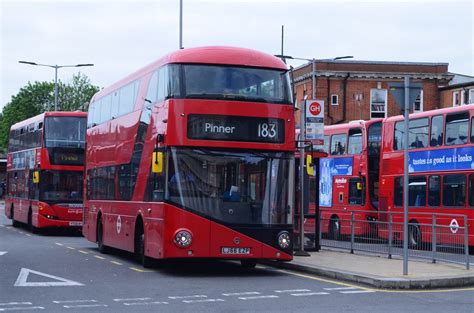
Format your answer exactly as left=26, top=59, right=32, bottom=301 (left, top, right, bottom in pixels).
left=5, top=112, right=86, bottom=230
left=379, top=106, right=474, bottom=248
left=83, top=47, right=295, bottom=265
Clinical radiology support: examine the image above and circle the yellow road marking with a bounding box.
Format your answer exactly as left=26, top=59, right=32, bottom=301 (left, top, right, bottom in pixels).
left=129, top=267, right=153, bottom=273
left=78, top=250, right=89, bottom=255
left=110, top=261, right=123, bottom=265
left=94, top=255, right=106, bottom=260
left=276, top=268, right=474, bottom=293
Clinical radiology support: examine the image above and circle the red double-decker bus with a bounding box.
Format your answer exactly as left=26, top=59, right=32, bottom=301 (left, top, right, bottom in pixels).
left=379, top=106, right=474, bottom=250
left=314, top=119, right=382, bottom=238
left=82, top=46, right=295, bottom=267
left=5, top=112, right=86, bottom=231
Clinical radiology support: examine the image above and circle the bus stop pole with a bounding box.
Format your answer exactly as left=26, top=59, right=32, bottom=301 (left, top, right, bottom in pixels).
left=403, top=76, right=410, bottom=275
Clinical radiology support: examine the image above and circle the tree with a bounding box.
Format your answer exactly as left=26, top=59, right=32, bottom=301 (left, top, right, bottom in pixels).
left=58, top=72, right=100, bottom=112
left=0, top=73, right=100, bottom=148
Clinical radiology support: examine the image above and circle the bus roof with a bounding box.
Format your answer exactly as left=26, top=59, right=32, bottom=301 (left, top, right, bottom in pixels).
left=10, top=111, right=87, bottom=130
left=324, top=118, right=383, bottom=133
left=93, top=46, right=288, bottom=100
left=384, top=105, right=473, bottom=124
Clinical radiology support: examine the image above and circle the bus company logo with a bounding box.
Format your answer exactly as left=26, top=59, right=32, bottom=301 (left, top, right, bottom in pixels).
left=233, top=237, right=241, bottom=245
left=335, top=178, right=347, bottom=184
left=450, top=219, right=459, bottom=234
left=116, top=215, right=122, bottom=234
left=309, top=102, right=322, bottom=116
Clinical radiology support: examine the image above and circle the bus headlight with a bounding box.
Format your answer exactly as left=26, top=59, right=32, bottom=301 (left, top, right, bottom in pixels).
left=174, top=229, right=192, bottom=248
left=277, top=231, right=291, bottom=249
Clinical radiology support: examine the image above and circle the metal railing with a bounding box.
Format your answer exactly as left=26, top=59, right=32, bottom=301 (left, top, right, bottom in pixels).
left=308, top=209, right=471, bottom=269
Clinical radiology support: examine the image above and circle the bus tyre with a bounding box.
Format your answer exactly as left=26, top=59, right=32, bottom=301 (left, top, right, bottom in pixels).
left=27, top=209, right=37, bottom=234
left=11, top=207, right=19, bottom=228
left=135, top=226, right=153, bottom=268
left=241, top=259, right=257, bottom=268
left=408, top=223, right=421, bottom=249
left=329, top=217, right=341, bottom=240
left=97, top=216, right=109, bottom=254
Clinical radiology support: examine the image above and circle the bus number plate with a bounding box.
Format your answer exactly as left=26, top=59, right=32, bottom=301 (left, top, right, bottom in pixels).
left=221, top=247, right=251, bottom=255
left=69, top=221, right=83, bottom=226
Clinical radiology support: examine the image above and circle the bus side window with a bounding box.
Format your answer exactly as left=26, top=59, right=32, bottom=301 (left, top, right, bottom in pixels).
left=469, top=174, right=474, bottom=207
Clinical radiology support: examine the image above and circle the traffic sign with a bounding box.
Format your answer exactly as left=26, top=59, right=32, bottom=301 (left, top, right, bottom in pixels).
left=305, top=100, right=324, bottom=146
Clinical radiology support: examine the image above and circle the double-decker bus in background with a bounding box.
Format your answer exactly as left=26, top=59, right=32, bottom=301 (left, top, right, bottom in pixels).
left=379, top=106, right=474, bottom=251
left=83, top=46, right=295, bottom=267
left=315, top=119, right=382, bottom=239
left=5, top=112, right=86, bottom=231
left=295, top=119, right=382, bottom=244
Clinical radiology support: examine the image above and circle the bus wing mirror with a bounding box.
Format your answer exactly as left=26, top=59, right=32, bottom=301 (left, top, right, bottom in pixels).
left=306, top=155, right=315, bottom=176
left=33, top=171, right=40, bottom=184
left=151, top=152, right=164, bottom=173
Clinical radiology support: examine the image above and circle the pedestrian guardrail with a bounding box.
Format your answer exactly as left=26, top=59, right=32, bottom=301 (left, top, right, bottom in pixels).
left=306, top=209, right=471, bottom=269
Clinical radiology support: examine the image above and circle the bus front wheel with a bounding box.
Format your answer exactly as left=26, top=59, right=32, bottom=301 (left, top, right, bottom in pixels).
left=329, top=217, right=341, bottom=240
left=408, top=223, right=422, bottom=249
left=241, top=259, right=257, bottom=268
left=11, top=206, right=19, bottom=228
left=97, top=216, right=109, bottom=254
left=135, top=222, right=153, bottom=268
left=27, top=209, right=37, bottom=234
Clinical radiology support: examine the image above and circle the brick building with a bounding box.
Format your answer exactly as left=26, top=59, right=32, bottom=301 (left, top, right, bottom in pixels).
left=439, top=73, right=474, bottom=107
left=291, top=60, right=455, bottom=125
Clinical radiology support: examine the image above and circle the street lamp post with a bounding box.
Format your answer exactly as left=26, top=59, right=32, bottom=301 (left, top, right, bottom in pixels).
left=275, top=54, right=353, bottom=254
left=19, top=61, right=94, bottom=111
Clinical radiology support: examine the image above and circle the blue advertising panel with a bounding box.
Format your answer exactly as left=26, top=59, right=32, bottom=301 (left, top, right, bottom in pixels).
left=319, top=157, right=353, bottom=207
left=409, top=147, right=474, bottom=173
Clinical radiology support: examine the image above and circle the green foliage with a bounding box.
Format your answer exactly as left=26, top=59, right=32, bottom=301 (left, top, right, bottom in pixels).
left=0, top=73, right=99, bottom=148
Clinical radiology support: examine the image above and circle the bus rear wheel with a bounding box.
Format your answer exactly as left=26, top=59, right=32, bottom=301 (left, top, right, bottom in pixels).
left=97, top=216, right=109, bottom=254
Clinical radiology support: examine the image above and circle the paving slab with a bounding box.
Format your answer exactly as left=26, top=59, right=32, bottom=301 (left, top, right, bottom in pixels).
left=262, top=249, right=474, bottom=289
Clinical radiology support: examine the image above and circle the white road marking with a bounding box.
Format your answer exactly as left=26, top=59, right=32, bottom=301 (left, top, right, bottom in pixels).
left=78, top=250, right=89, bottom=255
left=340, top=290, right=376, bottom=294
left=238, top=295, right=279, bottom=300
left=14, top=268, right=84, bottom=287
left=94, top=255, right=105, bottom=260
left=113, top=298, right=152, bottom=302
left=182, top=299, right=225, bottom=303
left=123, top=301, right=168, bottom=306
left=291, top=292, right=329, bottom=296
left=324, top=287, right=357, bottom=291
left=55, top=243, right=63, bottom=246
left=275, top=289, right=311, bottom=293
left=0, top=252, right=7, bottom=256
left=110, top=261, right=122, bottom=266
left=63, top=304, right=108, bottom=309
left=222, top=292, right=261, bottom=296
left=0, top=303, right=32, bottom=306
left=168, top=295, right=207, bottom=299
left=0, top=306, right=44, bottom=311
left=52, top=300, right=97, bottom=304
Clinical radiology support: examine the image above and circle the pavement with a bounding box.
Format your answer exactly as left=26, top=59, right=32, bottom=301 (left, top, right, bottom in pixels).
left=263, top=249, right=474, bottom=289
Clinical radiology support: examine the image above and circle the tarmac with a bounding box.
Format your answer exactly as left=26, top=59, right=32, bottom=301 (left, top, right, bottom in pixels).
left=263, top=249, right=474, bottom=289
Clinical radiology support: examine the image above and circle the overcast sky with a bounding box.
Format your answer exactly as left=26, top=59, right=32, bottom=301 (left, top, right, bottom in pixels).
left=1, top=0, right=473, bottom=109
